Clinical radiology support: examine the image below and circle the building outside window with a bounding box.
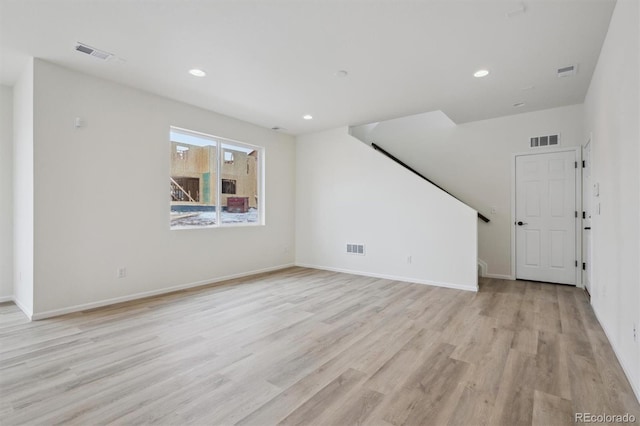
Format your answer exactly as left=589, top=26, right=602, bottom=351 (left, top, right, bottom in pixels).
left=169, top=127, right=262, bottom=229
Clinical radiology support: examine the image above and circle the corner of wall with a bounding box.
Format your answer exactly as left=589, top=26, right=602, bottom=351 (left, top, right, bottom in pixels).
left=0, top=85, right=15, bottom=300
left=582, top=0, right=640, bottom=403
left=11, top=57, right=35, bottom=316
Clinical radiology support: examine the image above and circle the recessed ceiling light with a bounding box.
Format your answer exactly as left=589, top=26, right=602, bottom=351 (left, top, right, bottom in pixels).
left=189, top=69, right=206, bottom=77
left=334, top=70, right=348, bottom=78
left=474, top=69, right=490, bottom=78
left=513, top=102, right=526, bottom=108
left=303, top=115, right=313, bottom=120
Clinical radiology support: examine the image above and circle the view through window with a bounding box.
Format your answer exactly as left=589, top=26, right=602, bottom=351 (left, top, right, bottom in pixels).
left=170, top=128, right=261, bottom=229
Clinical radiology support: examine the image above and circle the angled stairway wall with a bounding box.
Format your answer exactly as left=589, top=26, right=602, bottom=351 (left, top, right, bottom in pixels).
left=295, top=127, right=478, bottom=291
left=350, top=105, right=584, bottom=279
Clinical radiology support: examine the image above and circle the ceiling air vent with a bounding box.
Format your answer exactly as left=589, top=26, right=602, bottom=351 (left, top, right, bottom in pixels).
left=557, top=64, right=577, bottom=78
left=75, top=43, right=113, bottom=61
left=530, top=134, right=560, bottom=148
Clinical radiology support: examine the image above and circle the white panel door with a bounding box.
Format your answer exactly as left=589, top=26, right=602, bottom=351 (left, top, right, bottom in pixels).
left=516, top=151, right=576, bottom=285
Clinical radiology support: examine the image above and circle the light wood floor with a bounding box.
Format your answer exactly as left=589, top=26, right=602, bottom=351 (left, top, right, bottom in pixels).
left=1, top=267, right=638, bottom=425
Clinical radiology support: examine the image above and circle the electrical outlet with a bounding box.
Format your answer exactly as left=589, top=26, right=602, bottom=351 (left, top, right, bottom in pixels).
left=117, top=267, right=127, bottom=279
left=283, top=246, right=290, bottom=254
left=407, top=255, right=412, bottom=264
left=490, top=206, right=497, bottom=214
left=634, top=324, right=637, bottom=343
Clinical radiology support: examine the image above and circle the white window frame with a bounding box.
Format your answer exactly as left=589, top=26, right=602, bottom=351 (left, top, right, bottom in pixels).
left=170, top=126, right=265, bottom=229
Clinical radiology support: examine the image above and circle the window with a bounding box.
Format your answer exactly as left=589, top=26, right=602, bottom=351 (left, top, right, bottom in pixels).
left=169, top=127, right=262, bottom=229
left=222, top=179, right=236, bottom=194
left=175, top=145, right=189, bottom=160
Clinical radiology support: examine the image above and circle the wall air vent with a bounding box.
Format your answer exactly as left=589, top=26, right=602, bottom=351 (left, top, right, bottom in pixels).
left=75, top=43, right=113, bottom=61
left=346, top=244, right=365, bottom=255
left=530, top=134, right=560, bottom=148
left=557, top=64, right=577, bottom=78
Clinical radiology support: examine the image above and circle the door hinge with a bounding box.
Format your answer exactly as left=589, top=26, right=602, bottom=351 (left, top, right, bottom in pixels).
left=575, top=161, right=578, bottom=168
left=575, top=260, right=578, bottom=267
left=582, top=160, right=586, bottom=168
left=575, top=211, right=578, bottom=218
left=582, top=262, right=586, bottom=270
left=582, top=211, right=586, bottom=219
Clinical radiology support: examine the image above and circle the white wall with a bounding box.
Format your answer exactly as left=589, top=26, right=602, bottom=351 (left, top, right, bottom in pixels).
left=13, top=58, right=34, bottom=316
left=353, top=104, right=584, bottom=278
left=0, top=85, right=13, bottom=301
left=295, top=127, right=478, bottom=291
left=583, top=0, right=639, bottom=400
left=29, top=59, right=296, bottom=318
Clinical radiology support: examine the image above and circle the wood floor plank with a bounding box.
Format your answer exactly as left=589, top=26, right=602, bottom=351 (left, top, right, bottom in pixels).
left=532, top=390, right=574, bottom=426
left=322, top=387, right=385, bottom=426
left=535, top=330, right=571, bottom=400
left=488, top=349, right=537, bottom=426
left=277, top=368, right=366, bottom=426
left=0, top=267, right=638, bottom=425
left=457, top=327, right=513, bottom=401
left=512, top=328, right=538, bottom=354
left=448, top=386, right=495, bottom=426
left=567, top=353, right=616, bottom=416
left=364, top=329, right=443, bottom=395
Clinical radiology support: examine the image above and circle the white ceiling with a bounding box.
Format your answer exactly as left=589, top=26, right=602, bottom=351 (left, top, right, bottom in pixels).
left=0, top=0, right=615, bottom=135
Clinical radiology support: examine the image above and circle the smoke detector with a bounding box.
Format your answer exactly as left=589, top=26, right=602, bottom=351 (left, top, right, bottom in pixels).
left=75, top=42, right=114, bottom=61
left=557, top=64, right=578, bottom=78
left=506, top=3, right=526, bottom=18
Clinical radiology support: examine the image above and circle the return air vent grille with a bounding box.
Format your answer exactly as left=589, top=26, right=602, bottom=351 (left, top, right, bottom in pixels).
left=530, top=134, right=560, bottom=148
left=346, top=244, right=365, bottom=255
left=557, top=64, right=577, bottom=78
left=75, top=43, right=113, bottom=61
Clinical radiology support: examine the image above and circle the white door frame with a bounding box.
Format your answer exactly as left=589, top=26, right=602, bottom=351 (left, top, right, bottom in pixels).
left=510, top=146, right=582, bottom=287
left=582, top=136, right=592, bottom=291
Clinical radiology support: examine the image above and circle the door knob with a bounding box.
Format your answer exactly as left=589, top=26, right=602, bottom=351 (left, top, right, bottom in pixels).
left=516, top=221, right=528, bottom=226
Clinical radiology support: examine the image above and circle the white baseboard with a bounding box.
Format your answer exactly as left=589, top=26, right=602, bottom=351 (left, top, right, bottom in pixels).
left=592, top=306, right=640, bottom=404
left=295, top=263, right=477, bottom=292
left=30, top=263, right=295, bottom=321
left=12, top=297, right=33, bottom=320
left=484, top=273, right=515, bottom=280
left=477, top=259, right=488, bottom=277
left=0, top=295, right=14, bottom=303
left=477, top=259, right=514, bottom=280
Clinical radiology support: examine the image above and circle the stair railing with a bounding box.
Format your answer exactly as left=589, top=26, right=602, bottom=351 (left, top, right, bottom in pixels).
left=371, top=143, right=490, bottom=223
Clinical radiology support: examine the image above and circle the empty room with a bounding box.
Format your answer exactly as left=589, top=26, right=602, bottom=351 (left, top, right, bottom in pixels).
left=0, top=0, right=638, bottom=425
